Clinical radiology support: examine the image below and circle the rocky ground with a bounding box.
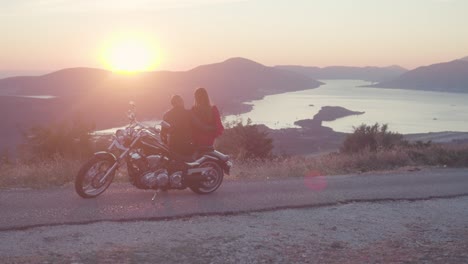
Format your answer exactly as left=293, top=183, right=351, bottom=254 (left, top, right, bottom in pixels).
left=1, top=196, right=467, bottom=263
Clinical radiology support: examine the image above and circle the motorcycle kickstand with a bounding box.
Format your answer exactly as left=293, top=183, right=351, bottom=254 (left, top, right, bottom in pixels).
left=151, top=189, right=160, bottom=202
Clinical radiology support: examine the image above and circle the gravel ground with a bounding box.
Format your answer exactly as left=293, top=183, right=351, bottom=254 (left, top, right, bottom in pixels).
left=1, top=197, right=468, bottom=264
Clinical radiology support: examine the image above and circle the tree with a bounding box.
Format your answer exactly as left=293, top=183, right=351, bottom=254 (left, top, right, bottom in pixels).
left=215, top=119, right=274, bottom=160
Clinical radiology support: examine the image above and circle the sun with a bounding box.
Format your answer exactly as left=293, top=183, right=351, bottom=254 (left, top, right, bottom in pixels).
left=102, top=39, right=159, bottom=73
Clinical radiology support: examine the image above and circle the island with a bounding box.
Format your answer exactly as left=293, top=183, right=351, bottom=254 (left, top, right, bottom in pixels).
left=294, top=106, right=365, bottom=129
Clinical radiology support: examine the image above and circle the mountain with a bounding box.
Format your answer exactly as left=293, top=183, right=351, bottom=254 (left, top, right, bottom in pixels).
left=275, top=65, right=407, bottom=82
left=0, top=68, right=111, bottom=96
left=370, top=60, right=468, bottom=93
left=460, top=56, right=468, bottom=62
left=0, top=57, right=323, bottom=152
left=0, top=70, right=46, bottom=79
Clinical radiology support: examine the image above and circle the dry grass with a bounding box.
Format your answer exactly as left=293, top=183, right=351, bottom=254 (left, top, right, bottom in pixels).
left=0, top=157, right=82, bottom=188
left=229, top=144, right=468, bottom=180
left=1, top=144, right=467, bottom=188
left=0, top=156, right=129, bottom=189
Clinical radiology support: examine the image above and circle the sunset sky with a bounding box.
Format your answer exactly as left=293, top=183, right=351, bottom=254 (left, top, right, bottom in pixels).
left=1, top=0, right=468, bottom=74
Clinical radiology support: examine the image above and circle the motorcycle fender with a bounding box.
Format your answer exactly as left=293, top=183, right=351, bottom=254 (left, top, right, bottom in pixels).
left=203, top=154, right=231, bottom=175
left=93, top=151, right=117, bottom=162
left=222, top=162, right=231, bottom=175
left=199, top=155, right=232, bottom=175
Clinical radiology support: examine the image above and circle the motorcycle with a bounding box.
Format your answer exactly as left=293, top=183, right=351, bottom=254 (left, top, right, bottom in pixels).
left=75, top=102, right=232, bottom=199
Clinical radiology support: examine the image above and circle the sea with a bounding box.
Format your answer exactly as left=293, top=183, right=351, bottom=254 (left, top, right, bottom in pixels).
left=225, top=80, right=468, bottom=134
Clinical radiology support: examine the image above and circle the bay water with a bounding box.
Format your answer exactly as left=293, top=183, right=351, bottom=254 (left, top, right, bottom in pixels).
left=225, top=80, right=468, bottom=134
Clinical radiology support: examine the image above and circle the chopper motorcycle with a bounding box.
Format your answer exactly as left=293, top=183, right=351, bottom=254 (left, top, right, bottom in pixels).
left=74, top=103, right=232, bottom=199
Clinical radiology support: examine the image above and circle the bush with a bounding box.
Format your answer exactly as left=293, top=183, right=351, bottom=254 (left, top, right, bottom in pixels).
left=18, top=117, right=95, bottom=161
left=0, top=149, right=11, bottom=165
left=341, top=123, right=404, bottom=153
left=215, top=119, right=274, bottom=160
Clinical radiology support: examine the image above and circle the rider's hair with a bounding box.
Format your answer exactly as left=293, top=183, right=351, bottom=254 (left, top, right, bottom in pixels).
left=193, top=88, right=213, bottom=122
left=171, top=95, right=184, bottom=107
left=194, top=88, right=211, bottom=107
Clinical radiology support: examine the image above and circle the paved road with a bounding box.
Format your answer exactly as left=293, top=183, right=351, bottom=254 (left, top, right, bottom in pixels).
left=1, top=168, right=467, bottom=231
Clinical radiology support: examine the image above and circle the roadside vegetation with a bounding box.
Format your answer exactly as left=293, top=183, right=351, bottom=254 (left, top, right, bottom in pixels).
left=231, top=142, right=468, bottom=180
left=231, top=123, right=468, bottom=179
left=1, top=121, right=467, bottom=188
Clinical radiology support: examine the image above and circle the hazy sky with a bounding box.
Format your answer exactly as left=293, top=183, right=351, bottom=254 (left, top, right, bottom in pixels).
left=1, top=0, right=468, bottom=72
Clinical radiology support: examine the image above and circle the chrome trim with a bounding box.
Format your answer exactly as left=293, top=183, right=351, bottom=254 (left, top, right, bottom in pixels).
left=114, top=139, right=128, bottom=151
left=98, top=161, right=119, bottom=184
left=186, top=157, right=205, bottom=167
left=107, top=140, right=115, bottom=151
left=187, top=167, right=211, bottom=175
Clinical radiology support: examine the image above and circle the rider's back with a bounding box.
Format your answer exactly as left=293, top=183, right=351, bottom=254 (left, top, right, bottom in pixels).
left=191, top=105, right=224, bottom=147
left=163, top=106, right=193, bottom=156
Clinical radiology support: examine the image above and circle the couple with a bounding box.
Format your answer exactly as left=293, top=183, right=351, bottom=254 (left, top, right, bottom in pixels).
left=162, top=87, right=224, bottom=159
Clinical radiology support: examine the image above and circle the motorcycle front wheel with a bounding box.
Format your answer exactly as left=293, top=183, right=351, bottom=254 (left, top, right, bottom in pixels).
left=75, top=156, right=116, bottom=198
left=190, top=161, right=224, bottom=194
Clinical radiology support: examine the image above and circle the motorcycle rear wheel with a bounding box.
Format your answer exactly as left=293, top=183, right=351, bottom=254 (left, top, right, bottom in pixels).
left=190, top=161, right=224, bottom=194
left=75, top=156, right=116, bottom=198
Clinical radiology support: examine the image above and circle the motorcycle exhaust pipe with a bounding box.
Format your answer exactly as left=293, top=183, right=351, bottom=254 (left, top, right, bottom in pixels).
left=187, top=167, right=211, bottom=175
left=185, top=169, right=212, bottom=183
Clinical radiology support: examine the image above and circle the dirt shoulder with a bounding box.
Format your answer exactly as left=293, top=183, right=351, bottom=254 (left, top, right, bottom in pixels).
left=1, top=196, right=467, bottom=263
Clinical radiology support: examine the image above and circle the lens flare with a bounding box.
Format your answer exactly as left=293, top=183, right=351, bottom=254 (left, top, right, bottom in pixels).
left=304, top=170, right=328, bottom=191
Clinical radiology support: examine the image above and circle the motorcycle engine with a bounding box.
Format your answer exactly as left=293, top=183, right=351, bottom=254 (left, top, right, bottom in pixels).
left=141, top=169, right=169, bottom=189
left=129, top=152, right=168, bottom=189
left=146, top=155, right=162, bottom=169
left=169, top=171, right=183, bottom=188
left=130, top=152, right=183, bottom=189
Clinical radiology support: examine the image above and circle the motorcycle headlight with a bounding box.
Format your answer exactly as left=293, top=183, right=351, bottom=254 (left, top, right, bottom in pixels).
left=115, top=129, right=126, bottom=145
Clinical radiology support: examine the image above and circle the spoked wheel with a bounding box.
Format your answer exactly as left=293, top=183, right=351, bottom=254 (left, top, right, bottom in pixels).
left=75, top=156, right=116, bottom=198
left=190, top=161, right=224, bottom=194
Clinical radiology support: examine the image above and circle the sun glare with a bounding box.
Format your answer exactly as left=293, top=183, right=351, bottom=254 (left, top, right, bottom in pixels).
left=102, top=39, right=159, bottom=73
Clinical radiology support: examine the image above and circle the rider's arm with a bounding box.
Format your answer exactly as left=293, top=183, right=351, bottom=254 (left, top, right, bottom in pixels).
left=161, top=112, right=171, bottom=144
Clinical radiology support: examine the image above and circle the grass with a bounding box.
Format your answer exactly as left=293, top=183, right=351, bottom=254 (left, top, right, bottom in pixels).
left=0, top=156, right=128, bottom=189
left=229, top=143, right=468, bottom=180
left=0, top=157, right=82, bottom=188
left=1, top=143, right=467, bottom=188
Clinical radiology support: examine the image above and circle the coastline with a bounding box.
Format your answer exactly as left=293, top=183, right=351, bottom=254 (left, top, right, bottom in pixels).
left=18, top=80, right=468, bottom=157
left=267, top=126, right=468, bottom=156
left=404, top=131, right=468, bottom=144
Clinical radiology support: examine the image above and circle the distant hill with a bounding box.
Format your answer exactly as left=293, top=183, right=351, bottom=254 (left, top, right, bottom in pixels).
left=275, top=65, right=407, bottom=82
left=369, top=60, right=468, bottom=93
left=0, top=70, right=46, bottom=79
left=460, top=56, right=468, bottom=62
left=0, top=57, right=323, bottom=152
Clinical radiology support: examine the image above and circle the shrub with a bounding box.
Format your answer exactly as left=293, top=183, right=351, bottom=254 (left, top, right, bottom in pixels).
left=215, top=119, right=274, bottom=160
left=0, top=149, right=11, bottom=165
left=341, top=123, right=404, bottom=153
left=18, top=117, right=95, bottom=161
